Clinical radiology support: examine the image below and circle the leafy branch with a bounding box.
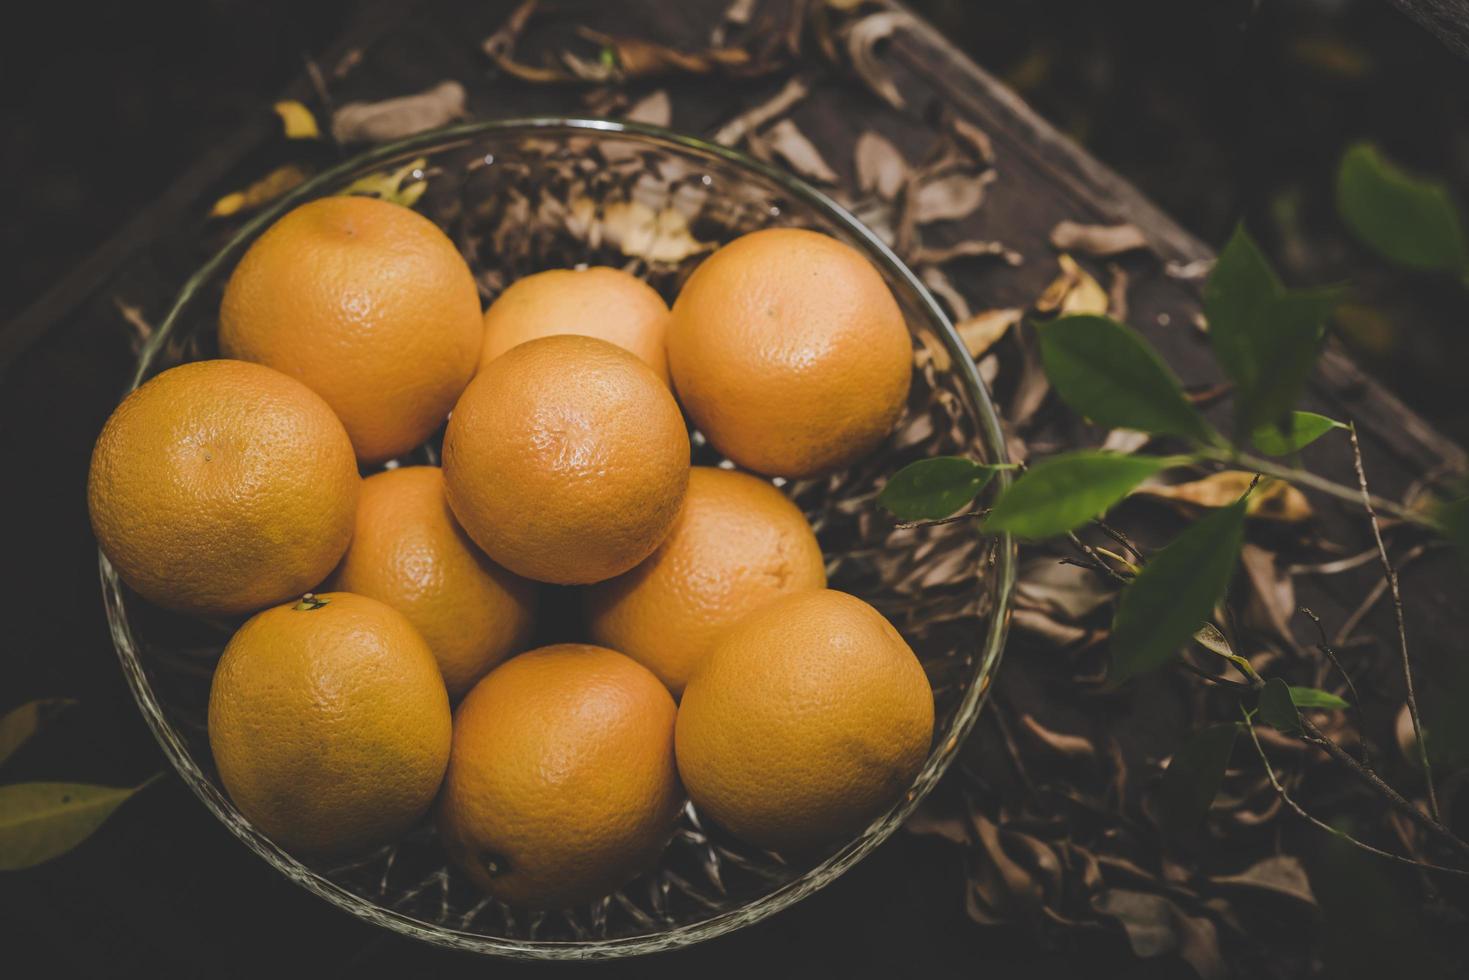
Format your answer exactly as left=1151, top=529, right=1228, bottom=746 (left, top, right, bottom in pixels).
left=879, top=220, right=1469, bottom=874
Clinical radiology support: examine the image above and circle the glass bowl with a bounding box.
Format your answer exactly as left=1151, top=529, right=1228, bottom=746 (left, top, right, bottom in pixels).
left=100, top=118, right=1015, bottom=959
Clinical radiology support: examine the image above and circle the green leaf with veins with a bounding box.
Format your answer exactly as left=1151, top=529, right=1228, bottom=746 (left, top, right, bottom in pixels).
left=1288, top=686, right=1350, bottom=710
left=1259, top=678, right=1302, bottom=734
left=1204, top=225, right=1341, bottom=437
left=1036, top=315, right=1215, bottom=442
left=0, top=777, right=160, bottom=871
left=1110, top=498, right=1247, bottom=684
left=1337, top=142, right=1469, bottom=275
left=1156, top=723, right=1240, bottom=836
left=1241, top=286, right=1342, bottom=436
left=877, top=456, right=999, bottom=521
left=1251, top=411, right=1344, bottom=456
left=982, top=452, right=1171, bottom=540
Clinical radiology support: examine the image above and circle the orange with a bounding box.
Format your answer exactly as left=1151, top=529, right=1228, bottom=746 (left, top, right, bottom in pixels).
left=479, top=266, right=671, bottom=384
left=442, top=335, right=689, bottom=585
left=437, top=644, right=682, bottom=909
left=667, top=227, right=913, bottom=478
left=87, top=359, right=359, bottom=619
left=584, top=466, right=826, bottom=695
left=219, top=195, right=483, bottom=464
left=208, top=592, right=451, bottom=856
left=328, top=466, right=537, bottom=699
left=675, top=589, right=933, bottom=854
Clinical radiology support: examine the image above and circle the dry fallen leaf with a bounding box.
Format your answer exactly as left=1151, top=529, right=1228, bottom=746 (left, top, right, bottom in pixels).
left=1240, top=543, right=1299, bottom=644
left=1018, top=713, right=1099, bottom=766
left=273, top=100, right=320, bottom=140
left=568, top=197, right=714, bottom=263
left=1049, top=220, right=1149, bottom=257
left=1134, top=472, right=1313, bottom=523
left=844, top=11, right=914, bottom=109
left=943, top=111, right=996, bottom=165
left=1035, top=254, right=1109, bottom=316
left=625, top=88, right=672, bottom=126
left=1107, top=262, right=1129, bottom=320
left=712, top=74, right=811, bottom=146
left=339, top=157, right=430, bottom=208
left=1093, top=889, right=1227, bottom=980
left=919, top=265, right=971, bottom=321
left=954, top=308, right=1022, bottom=359
left=854, top=130, right=908, bottom=200
left=762, top=118, right=839, bottom=183
left=911, top=170, right=995, bottom=224
left=209, top=163, right=310, bottom=218
left=1101, top=428, right=1152, bottom=455
left=1017, top=557, right=1117, bottom=619
left=331, top=81, right=468, bottom=144
left=1210, top=855, right=1316, bottom=907
left=912, top=239, right=1023, bottom=267
left=579, top=26, right=767, bottom=80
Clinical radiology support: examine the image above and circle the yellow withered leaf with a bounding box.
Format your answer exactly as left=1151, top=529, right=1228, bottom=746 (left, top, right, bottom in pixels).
left=339, top=157, right=430, bottom=208
left=955, top=308, right=1023, bottom=359
left=1133, top=471, right=1313, bottom=523
left=209, top=163, right=311, bottom=218
left=273, top=100, right=320, bottom=140
left=1035, top=253, right=1108, bottom=316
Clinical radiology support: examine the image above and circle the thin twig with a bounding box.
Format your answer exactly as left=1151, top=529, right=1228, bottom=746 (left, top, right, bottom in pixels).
left=1175, top=658, right=1254, bottom=691
left=1287, top=546, right=1382, bottom=577
left=1299, top=606, right=1366, bottom=762
left=1241, top=709, right=1469, bottom=876
left=1332, top=575, right=1391, bottom=647
left=1066, top=531, right=1133, bottom=586
left=893, top=509, right=988, bottom=531
left=1199, top=446, right=1434, bottom=527
left=1348, top=422, right=1438, bottom=822
left=1295, top=715, right=1469, bottom=861
left=1092, top=518, right=1145, bottom=564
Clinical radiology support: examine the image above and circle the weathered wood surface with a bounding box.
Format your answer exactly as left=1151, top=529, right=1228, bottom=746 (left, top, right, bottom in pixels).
left=2, top=1, right=1464, bottom=976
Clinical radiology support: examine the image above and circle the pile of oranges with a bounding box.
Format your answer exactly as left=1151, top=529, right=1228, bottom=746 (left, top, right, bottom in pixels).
left=88, top=195, right=933, bottom=910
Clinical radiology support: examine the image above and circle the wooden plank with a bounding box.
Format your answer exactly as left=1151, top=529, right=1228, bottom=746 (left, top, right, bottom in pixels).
left=1388, top=0, right=1469, bottom=60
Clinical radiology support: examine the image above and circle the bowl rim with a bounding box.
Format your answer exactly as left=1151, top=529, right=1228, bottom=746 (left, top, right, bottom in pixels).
left=103, top=116, right=1016, bottom=959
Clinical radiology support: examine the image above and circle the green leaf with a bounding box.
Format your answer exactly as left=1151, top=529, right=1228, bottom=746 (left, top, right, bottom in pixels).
left=1110, top=498, right=1247, bottom=683
left=1156, top=723, right=1239, bottom=835
left=878, top=457, right=998, bottom=521
left=1337, top=142, right=1469, bottom=275
left=1251, top=411, right=1344, bottom=456
left=0, top=777, right=158, bottom=871
left=1204, top=225, right=1340, bottom=436
left=1259, top=678, right=1302, bottom=734
left=0, top=699, right=76, bottom=768
left=1204, top=224, right=1279, bottom=390
left=1036, top=315, right=1215, bottom=442
left=983, top=452, right=1171, bottom=540
left=1193, top=623, right=1234, bottom=658
left=1242, top=287, right=1341, bottom=435
left=1289, top=686, right=1350, bottom=710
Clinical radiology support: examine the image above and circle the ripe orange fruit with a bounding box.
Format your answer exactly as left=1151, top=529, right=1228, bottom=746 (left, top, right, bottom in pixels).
left=479, top=266, right=671, bottom=384
left=675, top=589, right=933, bottom=854
left=437, top=644, right=682, bottom=909
left=87, top=359, right=359, bottom=619
left=218, top=196, right=483, bottom=464
left=584, top=466, right=826, bottom=695
left=328, top=466, right=537, bottom=699
left=208, top=592, right=451, bottom=856
left=442, top=335, right=689, bottom=585
left=667, top=227, right=913, bottom=478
